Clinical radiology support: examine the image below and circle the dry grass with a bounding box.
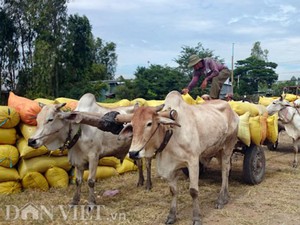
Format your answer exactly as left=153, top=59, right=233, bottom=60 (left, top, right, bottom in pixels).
left=0, top=132, right=299, bottom=225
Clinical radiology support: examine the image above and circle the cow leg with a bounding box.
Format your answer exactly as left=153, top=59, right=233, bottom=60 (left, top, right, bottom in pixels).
left=145, top=157, right=152, bottom=190
left=70, top=167, right=83, bottom=207
left=292, top=139, right=299, bottom=168
left=165, top=176, right=178, bottom=224
left=87, top=158, right=98, bottom=210
left=188, top=161, right=202, bottom=225
left=136, top=159, right=144, bottom=187
left=215, top=151, right=231, bottom=209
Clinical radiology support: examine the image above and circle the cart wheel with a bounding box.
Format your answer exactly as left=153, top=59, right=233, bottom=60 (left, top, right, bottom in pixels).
left=182, top=163, right=205, bottom=179
left=267, top=139, right=278, bottom=151
left=243, top=145, right=265, bottom=185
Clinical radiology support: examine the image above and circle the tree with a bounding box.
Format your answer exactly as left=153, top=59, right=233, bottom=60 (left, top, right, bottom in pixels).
left=115, top=65, right=188, bottom=100
left=234, top=56, right=278, bottom=95
left=251, top=41, right=268, bottom=61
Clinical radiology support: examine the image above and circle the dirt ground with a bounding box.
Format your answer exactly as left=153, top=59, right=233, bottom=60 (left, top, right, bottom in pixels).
left=0, top=131, right=299, bottom=225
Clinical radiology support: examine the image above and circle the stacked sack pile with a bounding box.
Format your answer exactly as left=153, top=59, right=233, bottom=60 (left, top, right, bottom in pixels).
left=0, top=105, right=22, bottom=194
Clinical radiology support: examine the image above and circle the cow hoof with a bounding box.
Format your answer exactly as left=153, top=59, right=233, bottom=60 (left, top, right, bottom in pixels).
left=145, top=183, right=152, bottom=191
left=165, top=215, right=176, bottom=224
left=69, top=201, right=79, bottom=208
left=292, top=162, right=298, bottom=168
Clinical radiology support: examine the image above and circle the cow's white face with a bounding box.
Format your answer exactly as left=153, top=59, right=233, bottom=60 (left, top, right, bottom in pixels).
left=266, top=97, right=291, bottom=115
left=118, top=105, right=180, bottom=159
left=28, top=103, right=69, bottom=150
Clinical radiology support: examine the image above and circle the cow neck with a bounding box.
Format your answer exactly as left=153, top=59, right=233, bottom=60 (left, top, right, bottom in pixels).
left=155, top=129, right=173, bottom=155
left=279, top=106, right=297, bottom=124
left=59, top=123, right=81, bottom=152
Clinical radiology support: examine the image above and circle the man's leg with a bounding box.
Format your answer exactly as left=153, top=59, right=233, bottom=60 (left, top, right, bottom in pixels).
left=210, top=69, right=231, bottom=99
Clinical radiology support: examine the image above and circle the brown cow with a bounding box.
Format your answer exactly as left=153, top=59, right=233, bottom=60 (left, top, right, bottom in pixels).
left=118, top=91, right=239, bottom=225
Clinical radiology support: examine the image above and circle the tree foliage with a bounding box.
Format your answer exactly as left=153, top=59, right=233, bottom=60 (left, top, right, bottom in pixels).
left=233, top=42, right=278, bottom=96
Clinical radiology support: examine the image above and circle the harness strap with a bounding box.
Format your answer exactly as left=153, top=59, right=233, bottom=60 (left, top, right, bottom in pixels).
left=155, top=129, right=173, bottom=154
left=59, top=124, right=81, bottom=152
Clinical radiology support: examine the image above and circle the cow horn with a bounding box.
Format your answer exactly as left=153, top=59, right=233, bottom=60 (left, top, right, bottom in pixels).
left=158, top=109, right=178, bottom=120
left=115, top=113, right=133, bottom=123
left=55, top=103, right=66, bottom=111
left=155, top=104, right=165, bottom=112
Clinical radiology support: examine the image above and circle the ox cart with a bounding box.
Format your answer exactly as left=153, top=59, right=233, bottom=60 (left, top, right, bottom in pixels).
left=182, top=140, right=266, bottom=185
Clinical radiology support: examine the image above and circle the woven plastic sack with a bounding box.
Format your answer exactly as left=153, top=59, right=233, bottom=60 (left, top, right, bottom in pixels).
left=229, top=101, right=259, bottom=117
left=16, top=137, right=48, bottom=159
left=0, top=181, right=22, bottom=194
left=249, top=116, right=262, bottom=146
left=260, top=112, right=268, bottom=144
left=19, top=122, right=36, bottom=140
left=145, top=100, right=165, bottom=107
left=0, top=106, right=20, bottom=128
left=0, top=128, right=17, bottom=145
left=18, top=155, right=71, bottom=178
left=0, top=145, right=19, bottom=168
left=83, top=166, right=118, bottom=181
left=258, top=96, right=278, bottom=106
left=237, top=112, right=251, bottom=147
left=181, top=93, right=196, bottom=105
left=195, top=96, right=205, bottom=104
left=284, top=94, right=297, bottom=102
left=34, top=98, right=55, bottom=105
left=22, top=171, right=49, bottom=191
left=130, top=98, right=147, bottom=106
left=99, top=157, right=121, bottom=168
left=0, top=167, right=20, bottom=182
left=45, top=167, right=69, bottom=188
left=267, top=114, right=279, bottom=144
left=8, top=92, right=41, bottom=126
left=116, top=157, right=138, bottom=174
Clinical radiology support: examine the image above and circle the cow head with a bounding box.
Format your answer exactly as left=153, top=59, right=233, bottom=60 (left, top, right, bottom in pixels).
left=118, top=104, right=181, bottom=159
left=28, top=103, right=78, bottom=150
left=266, top=95, right=291, bottom=115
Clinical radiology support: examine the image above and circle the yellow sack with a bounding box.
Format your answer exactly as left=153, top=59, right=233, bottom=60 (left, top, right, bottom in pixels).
left=0, top=181, right=22, bottom=194
left=285, top=94, right=297, bottom=102
left=19, top=122, right=36, bottom=140
left=22, top=172, right=49, bottom=191
left=0, top=128, right=17, bottom=145
left=249, top=116, right=262, bottom=146
left=181, top=93, right=196, bottom=105
left=45, top=167, right=69, bottom=188
left=267, top=114, right=279, bottom=143
left=237, top=112, right=251, bottom=147
left=99, top=157, right=121, bottom=168
left=229, top=101, right=259, bottom=117
left=258, top=96, right=278, bottom=106
left=54, top=97, right=78, bottom=111
left=0, top=166, right=20, bottom=182
left=260, top=113, right=268, bottom=144
left=130, top=98, right=147, bottom=106
left=195, top=96, right=205, bottom=104
left=145, top=100, right=165, bottom=107
left=49, top=149, right=68, bottom=156
left=0, top=145, right=19, bottom=168
left=34, top=98, right=55, bottom=105
left=83, top=166, right=118, bottom=181
left=18, top=155, right=71, bottom=178
left=98, top=99, right=131, bottom=108
left=0, top=106, right=20, bottom=128
left=255, top=104, right=267, bottom=115
left=16, top=137, right=48, bottom=159
left=116, top=157, right=138, bottom=174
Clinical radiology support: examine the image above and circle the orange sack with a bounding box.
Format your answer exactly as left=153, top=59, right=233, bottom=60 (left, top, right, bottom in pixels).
left=8, top=92, right=41, bottom=126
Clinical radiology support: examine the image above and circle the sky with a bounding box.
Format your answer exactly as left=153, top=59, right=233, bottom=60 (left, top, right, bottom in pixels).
left=67, top=0, right=300, bottom=81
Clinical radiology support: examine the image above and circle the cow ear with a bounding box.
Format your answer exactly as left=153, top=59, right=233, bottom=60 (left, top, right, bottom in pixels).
left=38, top=102, right=46, bottom=108
left=55, top=103, right=66, bottom=111
left=57, top=111, right=83, bottom=123
left=157, top=117, right=181, bottom=127
left=118, top=123, right=133, bottom=141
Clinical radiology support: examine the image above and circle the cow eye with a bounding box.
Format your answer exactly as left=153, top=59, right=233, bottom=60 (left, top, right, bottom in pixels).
left=47, top=118, right=54, bottom=123
left=146, top=122, right=152, bottom=127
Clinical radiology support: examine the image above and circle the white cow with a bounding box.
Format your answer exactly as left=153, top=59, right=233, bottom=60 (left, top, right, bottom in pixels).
left=117, top=91, right=239, bottom=225
left=28, top=93, right=148, bottom=208
left=267, top=96, right=300, bottom=167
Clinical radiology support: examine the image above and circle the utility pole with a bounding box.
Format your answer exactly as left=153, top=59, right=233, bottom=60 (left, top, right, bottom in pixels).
left=231, top=43, right=235, bottom=93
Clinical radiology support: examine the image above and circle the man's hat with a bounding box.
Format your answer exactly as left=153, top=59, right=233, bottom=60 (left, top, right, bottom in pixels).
left=188, top=54, right=202, bottom=67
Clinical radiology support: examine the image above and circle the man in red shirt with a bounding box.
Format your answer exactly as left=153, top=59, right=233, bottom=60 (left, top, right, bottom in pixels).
left=182, top=54, right=231, bottom=99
